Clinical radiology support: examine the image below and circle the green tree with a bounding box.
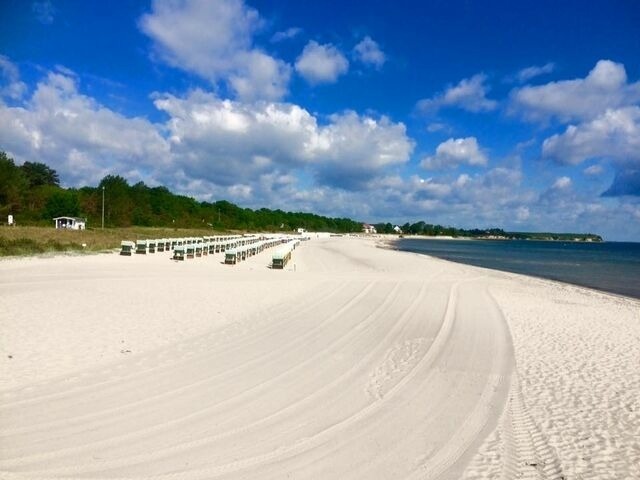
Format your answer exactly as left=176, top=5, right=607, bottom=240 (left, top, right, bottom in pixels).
left=98, top=175, right=133, bottom=226
left=0, top=151, right=29, bottom=214
left=43, top=190, right=80, bottom=219
left=20, top=161, right=60, bottom=187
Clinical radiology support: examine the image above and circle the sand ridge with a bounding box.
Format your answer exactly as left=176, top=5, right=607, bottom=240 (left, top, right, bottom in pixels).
left=1, top=236, right=638, bottom=479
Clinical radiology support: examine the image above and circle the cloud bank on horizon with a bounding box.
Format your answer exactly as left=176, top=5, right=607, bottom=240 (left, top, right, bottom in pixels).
left=1, top=0, right=639, bottom=240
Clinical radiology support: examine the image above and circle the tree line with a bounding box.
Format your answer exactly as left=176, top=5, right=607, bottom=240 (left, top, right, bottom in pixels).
left=0, top=152, right=362, bottom=232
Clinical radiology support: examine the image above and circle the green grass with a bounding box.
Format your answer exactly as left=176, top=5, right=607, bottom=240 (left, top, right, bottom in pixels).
left=0, top=226, right=235, bottom=257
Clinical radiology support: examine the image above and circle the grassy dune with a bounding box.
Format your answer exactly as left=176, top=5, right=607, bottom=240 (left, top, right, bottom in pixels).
left=0, top=226, right=229, bottom=257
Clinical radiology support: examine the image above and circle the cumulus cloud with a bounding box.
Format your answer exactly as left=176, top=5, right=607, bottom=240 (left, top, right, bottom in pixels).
left=312, top=111, right=413, bottom=188
left=542, top=106, right=640, bottom=165
left=0, top=71, right=169, bottom=186
left=510, top=60, right=640, bottom=122
left=516, top=62, right=555, bottom=83
left=353, top=36, right=386, bottom=69
left=417, top=74, right=497, bottom=113
left=0, top=58, right=415, bottom=209
left=421, top=137, right=488, bottom=170
left=154, top=89, right=320, bottom=186
left=524, top=60, right=640, bottom=197
left=155, top=89, right=412, bottom=190
left=139, top=0, right=290, bottom=100
left=227, top=50, right=291, bottom=101
left=542, top=106, right=640, bottom=196
left=295, top=41, right=349, bottom=84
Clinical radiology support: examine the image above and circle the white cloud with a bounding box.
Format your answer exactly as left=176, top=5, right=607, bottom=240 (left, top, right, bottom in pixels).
left=295, top=41, right=349, bottom=84
left=227, top=50, right=291, bottom=101
left=417, top=74, right=497, bottom=113
left=312, top=111, right=413, bottom=188
left=156, top=90, right=412, bottom=189
left=271, top=27, right=302, bottom=43
left=0, top=56, right=27, bottom=100
left=524, top=60, right=640, bottom=197
left=0, top=71, right=169, bottom=186
left=553, top=176, right=572, bottom=189
left=584, top=164, right=604, bottom=176
left=510, top=60, right=640, bottom=122
left=0, top=64, right=414, bottom=207
left=139, top=0, right=290, bottom=100
left=421, top=137, right=488, bottom=170
left=542, top=106, right=640, bottom=166
left=353, top=36, right=386, bottom=69
left=154, top=89, right=320, bottom=185
left=516, top=62, right=555, bottom=83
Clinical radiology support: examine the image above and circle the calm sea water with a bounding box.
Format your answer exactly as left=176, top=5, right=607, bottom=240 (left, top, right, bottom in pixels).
left=395, top=238, right=640, bottom=299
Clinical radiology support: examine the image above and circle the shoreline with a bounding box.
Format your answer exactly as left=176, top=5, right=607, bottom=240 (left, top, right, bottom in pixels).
left=387, top=235, right=640, bottom=300
left=1, top=236, right=638, bottom=479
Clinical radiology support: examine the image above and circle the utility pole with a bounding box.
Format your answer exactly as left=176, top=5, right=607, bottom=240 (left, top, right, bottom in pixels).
left=101, top=186, right=105, bottom=229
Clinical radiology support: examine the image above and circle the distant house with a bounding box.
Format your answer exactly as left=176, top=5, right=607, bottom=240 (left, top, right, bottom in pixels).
left=297, top=228, right=307, bottom=234
left=53, top=217, right=86, bottom=230
left=362, top=223, right=377, bottom=234
left=393, top=225, right=402, bottom=234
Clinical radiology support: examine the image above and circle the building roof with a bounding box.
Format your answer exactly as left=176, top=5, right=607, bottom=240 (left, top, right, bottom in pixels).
left=53, top=217, right=86, bottom=221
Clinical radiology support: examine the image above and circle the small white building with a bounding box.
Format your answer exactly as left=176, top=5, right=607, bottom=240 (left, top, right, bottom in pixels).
left=393, top=225, right=402, bottom=234
left=53, top=217, right=86, bottom=230
left=362, top=223, right=377, bottom=234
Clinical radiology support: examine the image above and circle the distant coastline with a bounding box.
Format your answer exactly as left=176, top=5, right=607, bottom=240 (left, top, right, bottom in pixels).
left=394, top=233, right=603, bottom=242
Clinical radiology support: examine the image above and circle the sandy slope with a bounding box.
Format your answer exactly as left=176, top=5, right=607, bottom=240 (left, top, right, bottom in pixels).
left=0, top=236, right=638, bottom=479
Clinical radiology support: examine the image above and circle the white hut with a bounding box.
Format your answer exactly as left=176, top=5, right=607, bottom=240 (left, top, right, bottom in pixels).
left=53, top=217, right=86, bottom=230
left=362, top=223, right=377, bottom=234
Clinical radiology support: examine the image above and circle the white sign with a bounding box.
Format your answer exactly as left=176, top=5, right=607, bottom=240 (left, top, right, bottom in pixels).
left=7, top=215, right=13, bottom=225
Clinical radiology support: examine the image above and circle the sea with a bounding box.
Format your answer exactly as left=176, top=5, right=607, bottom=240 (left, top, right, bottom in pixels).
left=394, top=238, right=640, bottom=299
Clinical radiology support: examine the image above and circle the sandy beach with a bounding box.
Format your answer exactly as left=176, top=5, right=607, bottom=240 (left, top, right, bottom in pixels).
left=1, top=236, right=638, bottom=479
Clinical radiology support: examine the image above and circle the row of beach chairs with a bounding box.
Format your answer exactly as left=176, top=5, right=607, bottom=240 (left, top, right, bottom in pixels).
left=120, top=234, right=302, bottom=269
left=223, top=237, right=288, bottom=265
left=120, top=235, right=248, bottom=256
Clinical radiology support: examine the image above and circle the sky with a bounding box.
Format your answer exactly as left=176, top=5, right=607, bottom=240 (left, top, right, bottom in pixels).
left=1, top=0, right=639, bottom=240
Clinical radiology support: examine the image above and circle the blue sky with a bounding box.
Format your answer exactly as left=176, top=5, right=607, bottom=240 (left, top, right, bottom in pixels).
left=1, top=0, right=639, bottom=240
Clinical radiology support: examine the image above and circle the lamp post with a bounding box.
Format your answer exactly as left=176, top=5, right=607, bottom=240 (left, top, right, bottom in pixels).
left=101, top=186, right=105, bottom=229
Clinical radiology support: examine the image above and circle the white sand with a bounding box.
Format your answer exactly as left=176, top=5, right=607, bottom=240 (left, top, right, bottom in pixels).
left=0, top=236, right=638, bottom=479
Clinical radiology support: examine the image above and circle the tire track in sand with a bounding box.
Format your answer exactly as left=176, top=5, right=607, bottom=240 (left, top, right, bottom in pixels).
left=6, top=282, right=433, bottom=477
left=500, top=376, right=565, bottom=480
left=0, top=280, right=381, bottom=466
